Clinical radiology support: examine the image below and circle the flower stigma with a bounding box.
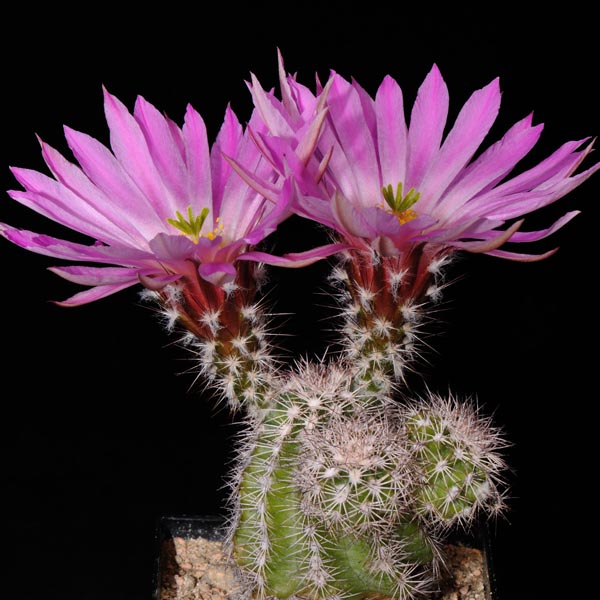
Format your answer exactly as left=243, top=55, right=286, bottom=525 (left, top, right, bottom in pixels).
left=167, top=207, right=224, bottom=243
left=381, top=183, right=420, bottom=225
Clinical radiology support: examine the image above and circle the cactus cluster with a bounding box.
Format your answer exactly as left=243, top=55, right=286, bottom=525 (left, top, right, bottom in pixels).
left=8, top=58, right=593, bottom=600
left=149, top=248, right=508, bottom=600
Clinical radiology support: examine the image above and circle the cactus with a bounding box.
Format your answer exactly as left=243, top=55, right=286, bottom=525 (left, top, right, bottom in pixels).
left=224, top=362, right=506, bottom=600
left=137, top=243, right=507, bottom=600
left=2, top=52, right=597, bottom=600
left=136, top=235, right=508, bottom=600
left=227, top=363, right=435, bottom=600
left=402, top=392, right=507, bottom=530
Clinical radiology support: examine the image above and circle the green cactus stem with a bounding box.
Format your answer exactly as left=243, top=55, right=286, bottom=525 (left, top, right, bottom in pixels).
left=229, top=364, right=437, bottom=600
left=403, top=392, right=507, bottom=529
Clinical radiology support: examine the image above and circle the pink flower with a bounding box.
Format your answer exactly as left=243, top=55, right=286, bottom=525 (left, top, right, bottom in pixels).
left=252, top=59, right=600, bottom=261
left=1, top=89, right=338, bottom=306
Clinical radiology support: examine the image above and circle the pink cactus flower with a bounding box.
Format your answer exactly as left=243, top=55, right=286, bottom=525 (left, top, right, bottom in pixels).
left=1, top=89, right=342, bottom=307
left=251, top=57, right=600, bottom=262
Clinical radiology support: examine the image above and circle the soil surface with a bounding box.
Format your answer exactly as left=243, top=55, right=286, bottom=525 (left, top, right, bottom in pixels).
left=157, top=536, right=490, bottom=600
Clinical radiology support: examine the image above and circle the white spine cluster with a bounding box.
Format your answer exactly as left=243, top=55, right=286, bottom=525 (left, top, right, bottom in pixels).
left=298, top=408, right=412, bottom=534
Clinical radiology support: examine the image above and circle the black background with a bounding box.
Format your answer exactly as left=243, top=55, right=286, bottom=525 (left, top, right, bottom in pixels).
left=3, top=5, right=598, bottom=599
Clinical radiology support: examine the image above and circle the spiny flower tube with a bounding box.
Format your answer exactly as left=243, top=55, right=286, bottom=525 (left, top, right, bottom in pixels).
left=249, top=56, right=600, bottom=389
left=0, top=89, right=343, bottom=411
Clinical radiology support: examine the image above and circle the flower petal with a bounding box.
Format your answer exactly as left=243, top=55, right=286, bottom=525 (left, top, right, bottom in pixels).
left=419, top=77, right=501, bottom=209
left=406, top=64, right=449, bottom=190
left=49, top=265, right=141, bottom=285
left=239, top=242, right=349, bottom=267
left=103, top=89, right=176, bottom=219
left=488, top=211, right=579, bottom=243
left=326, top=74, right=380, bottom=204
left=438, top=115, right=544, bottom=217
left=488, top=138, right=592, bottom=197
left=211, top=105, right=243, bottom=206
left=182, top=104, right=213, bottom=211
left=452, top=219, right=524, bottom=253
left=0, top=223, right=151, bottom=263
left=134, top=95, right=188, bottom=203
left=9, top=167, right=133, bottom=246
left=64, top=125, right=164, bottom=236
left=54, top=282, right=139, bottom=307
left=485, top=248, right=559, bottom=261
left=249, top=72, right=295, bottom=137
left=40, top=141, right=150, bottom=246
left=376, top=75, right=408, bottom=187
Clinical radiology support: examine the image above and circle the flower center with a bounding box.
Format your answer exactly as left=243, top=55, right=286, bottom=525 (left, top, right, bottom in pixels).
left=167, top=207, right=224, bottom=243
left=381, top=183, right=420, bottom=225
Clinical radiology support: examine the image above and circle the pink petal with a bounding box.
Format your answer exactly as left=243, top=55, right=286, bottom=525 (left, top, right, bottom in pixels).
left=211, top=105, right=243, bottom=207
left=147, top=232, right=197, bottom=261
left=134, top=95, right=188, bottom=203
left=277, top=49, right=301, bottom=119
left=452, top=219, right=524, bottom=253
left=64, top=125, right=164, bottom=235
left=217, top=110, right=273, bottom=230
left=182, top=104, right=213, bottom=211
left=326, top=74, right=380, bottom=205
left=372, top=235, right=400, bottom=257
left=287, top=75, right=320, bottom=119
left=488, top=138, right=591, bottom=197
left=485, top=248, right=559, bottom=261
left=489, top=211, right=579, bottom=243
left=9, top=167, right=131, bottom=245
left=295, top=107, right=329, bottom=166
left=239, top=242, right=349, bottom=267
left=292, top=193, right=339, bottom=232
left=351, top=78, right=378, bottom=145
left=239, top=179, right=293, bottom=244
left=438, top=115, right=544, bottom=216
left=458, top=188, right=555, bottom=221
left=376, top=75, right=408, bottom=187
left=249, top=72, right=295, bottom=136
left=40, top=141, right=150, bottom=246
left=331, top=190, right=377, bottom=238
left=103, top=89, right=176, bottom=219
left=0, top=224, right=150, bottom=263
left=406, top=64, right=449, bottom=190
left=534, top=161, right=600, bottom=202
left=54, top=282, right=139, bottom=307
left=221, top=153, right=280, bottom=204
left=419, top=77, right=501, bottom=209
left=198, top=261, right=237, bottom=280
left=138, top=272, right=183, bottom=291
left=49, top=265, right=141, bottom=285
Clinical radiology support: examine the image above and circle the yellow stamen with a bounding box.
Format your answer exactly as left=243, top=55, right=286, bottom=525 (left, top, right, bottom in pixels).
left=204, top=217, right=225, bottom=241
left=396, top=208, right=418, bottom=225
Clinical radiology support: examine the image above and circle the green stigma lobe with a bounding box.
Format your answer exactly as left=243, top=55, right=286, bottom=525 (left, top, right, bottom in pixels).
left=382, top=183, right=420, bottom=213
left=167, top=206, right=210, bottom=242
